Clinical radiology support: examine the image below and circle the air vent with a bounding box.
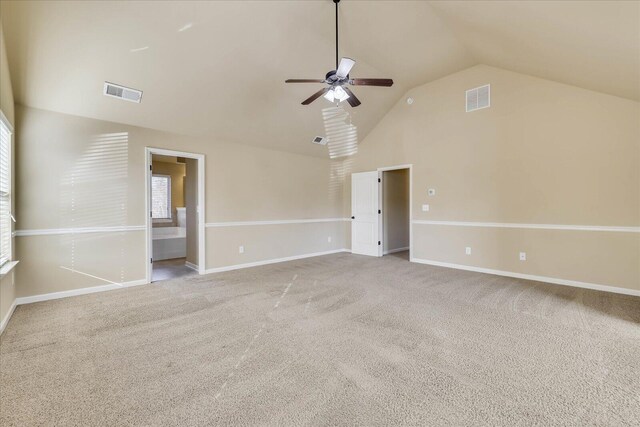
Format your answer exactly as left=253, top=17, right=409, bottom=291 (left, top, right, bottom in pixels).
left=466, top=84, right=490, bottom=112
left=103, top=82, right=143, bottom=103
left=311, top=136, right=327, bottom=146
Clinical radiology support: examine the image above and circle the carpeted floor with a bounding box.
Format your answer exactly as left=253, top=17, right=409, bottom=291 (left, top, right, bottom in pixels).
left=1, top=252, right=639, bottom=426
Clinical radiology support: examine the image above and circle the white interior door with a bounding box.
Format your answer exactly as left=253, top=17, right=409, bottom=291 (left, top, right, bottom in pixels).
left=351, top=171, right=380, bottom=256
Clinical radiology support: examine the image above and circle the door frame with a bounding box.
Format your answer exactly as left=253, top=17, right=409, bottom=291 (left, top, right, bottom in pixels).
left=145, top=147, right=206, bottom=282
left=377, top=164, right=412, bottom=259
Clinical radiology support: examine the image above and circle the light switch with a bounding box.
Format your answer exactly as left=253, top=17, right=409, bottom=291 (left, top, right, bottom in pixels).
left=465, top=247, right=471, bottom=255
left=239, top=246, right=244, bottom=254
left=519, top=252, right=526, bottom=261
left=422, top=204, right=430, bottom=212
left=328, top=236, right=332, bottom=243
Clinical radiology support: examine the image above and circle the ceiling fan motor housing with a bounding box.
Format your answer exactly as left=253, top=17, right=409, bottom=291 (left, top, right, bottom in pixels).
left=325, top=70, right=348, bottom=84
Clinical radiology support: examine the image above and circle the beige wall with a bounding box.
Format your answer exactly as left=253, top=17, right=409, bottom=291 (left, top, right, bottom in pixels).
left=349, top=65, right=640, bottom=291
left=383, top=169, right=410, bottom=253
left=151, top=159, right=185, bottom=227
left=14, top=105, right=346, bottom=298
left=185, top=158, right=198, bottom=266
left=0, top=20, right=15, bottom=329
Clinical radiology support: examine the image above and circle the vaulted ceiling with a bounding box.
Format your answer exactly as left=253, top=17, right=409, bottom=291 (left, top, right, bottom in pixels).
left=1, top=1, right=638, bottom=157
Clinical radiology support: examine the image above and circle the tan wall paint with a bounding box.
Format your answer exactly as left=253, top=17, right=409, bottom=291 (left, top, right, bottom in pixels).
left=0, top=20, right=15, bottom=328
left=349, top=65, right=640, bottom=291
left=383, top=169, right=410, bottom=253
left=151, top=159, right=185, bottom=227
left=0, top=22, right=14, bottom=126
left=185, top=158, right=198, bottom=266
left=15, top=105, right=346, bottom=298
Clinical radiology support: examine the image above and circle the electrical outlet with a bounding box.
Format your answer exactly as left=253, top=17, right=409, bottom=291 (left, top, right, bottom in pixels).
left=328, top=236, right=332, bottom=243
left=239, top=245, right=244, bottom=254
left=519, top=252, right=526, bottom=261
left=465, top=247, right=471, bottom=255
left=428, top=189, right=436, bottom=196
left=422, top=204, right=430, bottom=212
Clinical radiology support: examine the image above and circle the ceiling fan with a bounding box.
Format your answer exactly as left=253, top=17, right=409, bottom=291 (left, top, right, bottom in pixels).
left=285, top=0, right=393, bottom=107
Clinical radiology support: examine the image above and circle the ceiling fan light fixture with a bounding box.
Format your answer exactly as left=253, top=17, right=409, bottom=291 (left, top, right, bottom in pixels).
left=324, top=86, right=350, bottom=103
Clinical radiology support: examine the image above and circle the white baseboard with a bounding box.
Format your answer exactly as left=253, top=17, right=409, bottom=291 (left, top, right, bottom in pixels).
left=410, top=257, right=640, bottom=297
left=185, top=261, right=199, bottom=272
left=384, top=246, right=409, bottom=255
left=0, top=299, right=17, bottom=335
left=15, top=279, right=149, bottom=305
left=204, top=249, right=350, bottom=274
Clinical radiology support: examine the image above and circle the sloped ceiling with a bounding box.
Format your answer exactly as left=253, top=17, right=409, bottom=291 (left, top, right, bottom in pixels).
left=1, top=1, right=638, bottom=158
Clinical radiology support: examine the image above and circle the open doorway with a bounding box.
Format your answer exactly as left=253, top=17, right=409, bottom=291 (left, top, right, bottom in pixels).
left=145, top=148, right=205, bottom=283
left=351, top=164, right=412, bottom=259
left=380, top=167, right=411, bottom=261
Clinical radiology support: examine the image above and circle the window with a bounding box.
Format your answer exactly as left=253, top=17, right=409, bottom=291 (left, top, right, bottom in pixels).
left=151, top=174, right=171, bottom=220
left=0, top=116, right=12, bottom=267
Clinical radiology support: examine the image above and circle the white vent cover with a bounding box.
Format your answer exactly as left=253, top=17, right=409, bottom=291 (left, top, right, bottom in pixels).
left=466, top=84, right=490, bottom=112
left=311, top=136, right=328, bottom=146
left=103, top=82, right=143, bottom=103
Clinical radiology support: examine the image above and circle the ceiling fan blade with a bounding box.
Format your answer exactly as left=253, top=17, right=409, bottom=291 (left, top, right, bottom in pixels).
left=301, top=87, right=330, bottom=105
left=336, top=57, right=356, bottom=79
left=285, top=79, right=325, bottom=83
left=350, top=78, right=394, bottom=87
left=343, top=87, right=361, bottom=107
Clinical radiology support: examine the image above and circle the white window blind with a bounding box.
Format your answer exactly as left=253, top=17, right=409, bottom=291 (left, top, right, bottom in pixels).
left=151, top=175, right=171, bottom=219
left=0, top=118, right=12, bottom=267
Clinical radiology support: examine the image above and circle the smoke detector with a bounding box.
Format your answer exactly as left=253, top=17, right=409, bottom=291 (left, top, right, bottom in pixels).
left=311, top=136, right=328, bottom=146
left=103, top=82, right=143, bottom=103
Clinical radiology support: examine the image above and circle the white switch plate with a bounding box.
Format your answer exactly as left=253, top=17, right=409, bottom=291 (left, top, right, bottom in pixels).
left=239, top=246, right=244, bottom=254
left=519, top=252, right=526, bottom=261
left=428, top=189, right=436, bottom=196
left=422, top=204, right=430, bottom=212
left=465, top=247, right=471, bottom=255
left=328, top=236, right=332, bottom=243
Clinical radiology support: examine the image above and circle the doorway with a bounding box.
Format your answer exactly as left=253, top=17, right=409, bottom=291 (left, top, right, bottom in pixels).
left=380, top=167, right=410, bottom=261
left=145, top=148, right=205, bottom=283
left=351, top=164, right=412, bottom=259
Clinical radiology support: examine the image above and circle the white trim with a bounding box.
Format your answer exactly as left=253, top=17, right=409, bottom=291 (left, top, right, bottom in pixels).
left=412, top=220, right=639, bottom=233
left=185, top=261, right=199, bottom=272
left=410, top=257, right=640, bottom=297
left=0, top=260, right=18, bottom=276
left=15, top=225, right=146, bottom=237
left=15, top=279, right=148, bottom=305
left=383, top=247, right=410, bottom=255
left=146, top=148, right=206, bottom=282
left=0, top=298, right=17, bottom=335
left=204, top=249, right=350, bottom=274
left=377, top=164, right=413, bottom=260
left=206, top=218, right=349, bottom=227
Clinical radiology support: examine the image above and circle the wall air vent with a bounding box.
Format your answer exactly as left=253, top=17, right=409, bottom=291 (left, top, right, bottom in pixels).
left=103, top=82, right=143, bottom=103
left=311, top=136, right=328, bottom=146
left=466, top=84, right=490, bottom=112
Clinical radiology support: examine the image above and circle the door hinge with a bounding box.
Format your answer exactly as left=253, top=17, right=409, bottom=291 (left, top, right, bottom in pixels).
left=378, top=241, right=381, bottom=246
left=150, top=211, right=153, bottom=217
left=150, top=258, right=153, bottom=263
left=378, top=209, right=381, bottom=214
left=149, top=164, right=152, bottom=171
left=378, top=178, right=381, bottom=183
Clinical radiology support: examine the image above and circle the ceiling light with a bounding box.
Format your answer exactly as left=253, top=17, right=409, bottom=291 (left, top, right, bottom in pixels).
left=324, top=86, right=350, bottom=103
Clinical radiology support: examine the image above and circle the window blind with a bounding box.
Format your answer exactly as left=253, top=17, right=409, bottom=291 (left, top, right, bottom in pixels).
left=151, top=175, right=171, bottom=219
left=0, top=119, right=11, bottom=267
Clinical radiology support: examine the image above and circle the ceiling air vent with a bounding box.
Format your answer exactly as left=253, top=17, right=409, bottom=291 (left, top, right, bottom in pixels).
left=466, top=84, right=490, bottom=112
left=103, top=82, right=143, bottom=103
left=311, top=136, right=328, bottom=146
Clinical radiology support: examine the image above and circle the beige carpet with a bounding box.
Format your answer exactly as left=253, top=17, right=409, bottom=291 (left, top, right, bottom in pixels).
left=1, top=252, right=639, bottom=426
